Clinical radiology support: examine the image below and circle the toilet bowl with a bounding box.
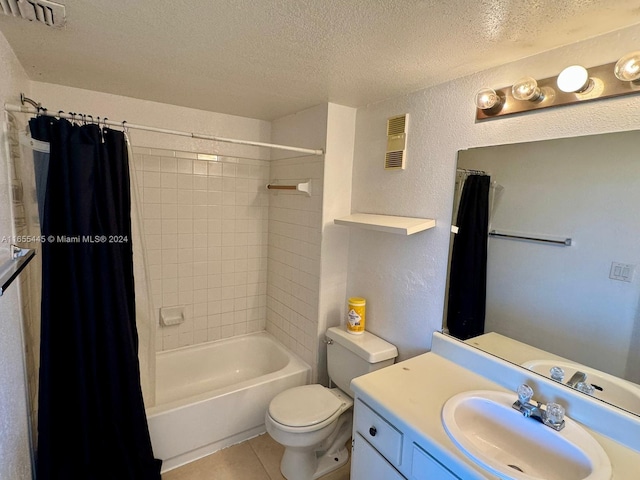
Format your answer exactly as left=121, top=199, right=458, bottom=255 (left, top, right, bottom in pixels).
left=265, top=327, right=398, bottom=480
left=265, top=385, right=353, bottom=480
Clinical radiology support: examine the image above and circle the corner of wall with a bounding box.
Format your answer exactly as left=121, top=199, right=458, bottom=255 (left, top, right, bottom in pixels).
left=316, top=103, right=357, bottom=385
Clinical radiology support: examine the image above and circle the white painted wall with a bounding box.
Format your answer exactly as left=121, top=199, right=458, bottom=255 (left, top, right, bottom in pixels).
left=317, top=103, right=356, bottom=384
left=0, top=30, right=34, bottom=480
left=348, top=24, right=640, bottom=362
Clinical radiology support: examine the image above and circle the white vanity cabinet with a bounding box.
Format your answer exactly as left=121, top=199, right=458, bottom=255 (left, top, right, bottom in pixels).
left=351, top=398, right=462, bottom=480
left=352, top=433, right=404, bottom=480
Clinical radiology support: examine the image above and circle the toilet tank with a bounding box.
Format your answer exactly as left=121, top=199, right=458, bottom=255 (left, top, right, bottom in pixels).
left=325, top=326, right=398, bottom=397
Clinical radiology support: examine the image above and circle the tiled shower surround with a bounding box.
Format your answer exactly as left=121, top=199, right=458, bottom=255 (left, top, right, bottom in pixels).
left=133, top=147, right=270, bottom=352
left=133, top=147, right=321, bottom=371
left=265, top=156, right=323, bottom=372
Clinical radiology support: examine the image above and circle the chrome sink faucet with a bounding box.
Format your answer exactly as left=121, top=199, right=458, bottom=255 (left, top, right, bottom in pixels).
left=550, top=367, right=596, bottom=395
left=512, top=384, right=566, bottom=431
left=566, top=371, right=587, bottom=388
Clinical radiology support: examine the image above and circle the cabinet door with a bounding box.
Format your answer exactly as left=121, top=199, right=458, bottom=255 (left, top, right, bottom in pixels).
left=411, top=444, right=461, bottom=479
left=351, top=433, right=406, bottom=480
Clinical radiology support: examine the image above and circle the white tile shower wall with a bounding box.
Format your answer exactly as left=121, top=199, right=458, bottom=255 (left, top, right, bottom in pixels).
left=266, top=156, right=323, bottom=371
left=133, top=147, right=270, bottom=351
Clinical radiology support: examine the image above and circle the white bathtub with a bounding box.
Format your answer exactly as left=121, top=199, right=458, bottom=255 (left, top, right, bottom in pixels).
left=146, top=331, right=311, bottom=472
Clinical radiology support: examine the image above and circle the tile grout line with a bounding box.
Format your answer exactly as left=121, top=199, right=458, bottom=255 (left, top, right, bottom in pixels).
left=247, top=437, right=279, bottom=480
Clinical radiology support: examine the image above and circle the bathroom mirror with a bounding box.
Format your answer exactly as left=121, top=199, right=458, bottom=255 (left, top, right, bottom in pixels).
left=443, top=130, right=640, bottom=416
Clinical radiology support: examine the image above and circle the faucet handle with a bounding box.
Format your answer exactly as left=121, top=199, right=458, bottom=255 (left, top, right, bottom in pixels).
left=517, top=384, right=534, bottom=404
left=546, top=402, right=565, bottom=426
left=576, top=382, right=595, bottom=395
left=550, top=366, right=565, bottom=382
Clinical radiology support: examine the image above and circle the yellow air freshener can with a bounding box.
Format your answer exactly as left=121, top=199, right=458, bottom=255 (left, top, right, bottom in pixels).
left=347, top=297, right=366, bottom=334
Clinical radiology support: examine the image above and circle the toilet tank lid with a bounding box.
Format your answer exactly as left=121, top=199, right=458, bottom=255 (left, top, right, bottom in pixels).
left=326, top=327, right=398, bottom=363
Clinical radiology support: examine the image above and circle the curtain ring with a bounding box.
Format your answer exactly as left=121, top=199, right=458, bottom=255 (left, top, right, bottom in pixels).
left=88, top=115, right=94, bottom=124
left=122, top=120, right=128, bottom=133
left=103, top=117, right=108, bottom=130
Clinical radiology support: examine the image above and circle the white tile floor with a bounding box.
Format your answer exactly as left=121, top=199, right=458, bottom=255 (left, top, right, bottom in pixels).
left=161, top=433, right=350, bottom=480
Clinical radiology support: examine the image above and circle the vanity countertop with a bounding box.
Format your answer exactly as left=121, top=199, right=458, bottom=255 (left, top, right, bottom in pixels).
left=351, top=350, right=640, bottom=479
left=464, top=332, right=569, bottom=365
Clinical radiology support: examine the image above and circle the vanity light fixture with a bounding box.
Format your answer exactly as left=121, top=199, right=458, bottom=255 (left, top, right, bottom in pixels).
left=474, top=88, right=502, bottom=110
left=556, top=65, right=593, bottom=93
left=614, top=51, right=640, bottom=82
left=475, top=53, right=640, bottom=121
left=511, top=76, right=543, bottom=101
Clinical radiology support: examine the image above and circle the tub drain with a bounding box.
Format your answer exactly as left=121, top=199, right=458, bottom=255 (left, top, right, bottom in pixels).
left=508, top=464, right=524, bottom=473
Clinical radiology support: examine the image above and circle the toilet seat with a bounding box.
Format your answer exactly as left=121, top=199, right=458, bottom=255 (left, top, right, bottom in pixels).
left=268, top=385, right=347, bottom=430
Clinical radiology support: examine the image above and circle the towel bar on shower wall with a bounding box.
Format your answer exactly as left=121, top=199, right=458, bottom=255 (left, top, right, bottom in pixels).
left=266, top=180, right=311, bottom=196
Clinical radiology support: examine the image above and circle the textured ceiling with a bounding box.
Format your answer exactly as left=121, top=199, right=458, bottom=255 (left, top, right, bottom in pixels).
left=1, top=0, right=639, bottom=120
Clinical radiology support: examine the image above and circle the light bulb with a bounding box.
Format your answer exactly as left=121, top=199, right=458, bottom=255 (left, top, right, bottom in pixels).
left=512, top=76, right=543, bottom=101
left=475, top=88, right=501, bottom=110
left=557, top=65, right=592, bottom=93
left=614, top=51, right=640, bottom=82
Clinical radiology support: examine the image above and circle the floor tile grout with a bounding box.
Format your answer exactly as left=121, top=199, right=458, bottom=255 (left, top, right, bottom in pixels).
left=162, top=432, right=349, bottom=480
left=248, top=437, right=274, bottom=480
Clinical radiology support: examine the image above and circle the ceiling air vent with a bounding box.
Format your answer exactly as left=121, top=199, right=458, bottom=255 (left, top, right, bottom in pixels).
left=385, top=114, right=408, bottom=170
left=0, top=0, right=66, bottom=28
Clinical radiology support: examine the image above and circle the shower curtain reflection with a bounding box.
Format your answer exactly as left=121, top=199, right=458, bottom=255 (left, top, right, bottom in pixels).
left=29, top=116, right=160, bottom=479
left=446, top=174, right=490, bottom=340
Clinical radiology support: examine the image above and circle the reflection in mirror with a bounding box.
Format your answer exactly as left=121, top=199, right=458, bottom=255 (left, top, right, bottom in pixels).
left=443, top=131, right=640, bottom=416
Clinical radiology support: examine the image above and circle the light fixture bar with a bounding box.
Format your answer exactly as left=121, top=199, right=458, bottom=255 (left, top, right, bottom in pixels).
left=476, top=61, right=640, bottom=121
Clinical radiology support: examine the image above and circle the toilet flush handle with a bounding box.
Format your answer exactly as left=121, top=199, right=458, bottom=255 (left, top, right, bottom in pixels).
left=323, top=338, right=334, bottom=345
left=369, top=426, right=377, bottom=437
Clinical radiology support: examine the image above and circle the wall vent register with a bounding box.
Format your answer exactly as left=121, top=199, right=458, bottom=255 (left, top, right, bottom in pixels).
left=385, top=114, right=408, bottom=170
left=0, top=0, right=66, bottom=28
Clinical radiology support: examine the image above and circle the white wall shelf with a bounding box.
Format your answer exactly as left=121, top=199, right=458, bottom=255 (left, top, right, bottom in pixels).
left=334, top=213, right=436, bottom=235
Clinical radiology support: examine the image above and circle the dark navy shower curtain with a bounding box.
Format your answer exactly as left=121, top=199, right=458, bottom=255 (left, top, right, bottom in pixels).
left=30, top=116, right=161, bottom=479
left=447, top=174, right=490, bottom=340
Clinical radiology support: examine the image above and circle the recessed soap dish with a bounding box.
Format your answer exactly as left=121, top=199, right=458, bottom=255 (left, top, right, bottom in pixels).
left=160, top=306, right=185, bottom=326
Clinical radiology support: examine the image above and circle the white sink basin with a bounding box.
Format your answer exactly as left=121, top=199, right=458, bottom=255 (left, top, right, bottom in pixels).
left=522, top=360, right=640, bottom=414
left=442, top=390, right=612, bottom=480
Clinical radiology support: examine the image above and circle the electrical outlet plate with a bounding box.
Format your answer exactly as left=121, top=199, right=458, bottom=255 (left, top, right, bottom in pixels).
left=609, top=262, right=634, bottom=282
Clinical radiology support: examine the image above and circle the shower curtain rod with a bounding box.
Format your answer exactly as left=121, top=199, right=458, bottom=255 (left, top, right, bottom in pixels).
left=4, top=103, right=325, bottom=156
left=457, top=168, right=487, bottom=175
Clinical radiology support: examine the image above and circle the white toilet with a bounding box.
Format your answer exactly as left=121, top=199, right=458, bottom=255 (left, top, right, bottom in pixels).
left=265, top=326, right=398, bottom=480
